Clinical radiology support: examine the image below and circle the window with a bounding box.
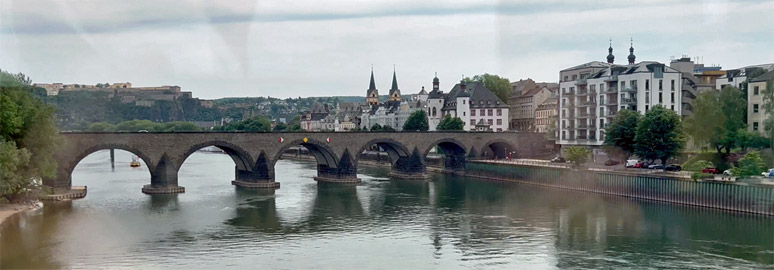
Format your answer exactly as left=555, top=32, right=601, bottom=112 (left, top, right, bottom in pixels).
left=599, top=107, right=604, bottom=116
left=646, top=105, right=649, bottom=112
left=671, top=105, right=674, bottom=110
left=659, top=92, right=662, bottom=103
left=645, top=79, right=649, bottom=90
left=671, top=80, right=675, bottom=91
left=480, top=109, right=485, bottom=115
left=659, top=80, right=663, bottom=91
left=432, top=107, right=436, bottom=116
left=590, top=85, right=596, bottom=93
left=754, top=122, right=759, bottom=131
left=462, top=100, right=466, bottom=104
left=572, top=74, right=577, bottom=81
left=754, top=104, right=759, bottom=113
left=671, top=92, right=675, bottom=103
left=630, top=80, right=637, bottom=90
left=463, top=112, right=466, bottom=116
left=600, top=119, right=604, bottom=127
left=600, top=84, right=605, bottom=92
left=562, top=87, right=566, bottom=94
left=621, top=81, right=625, bottom=89
left=646, top=92, right=650, bottom=103
left=497, top=128, right=502, bottom=132
left=563, top=76, right=568, bottom=82
left=754, top=86, right=760, bottom=95
left=497, top=109, right=502, bottom=116
left=471, top=119, right=476, bottom=125
left=497, top=119, right=502, bottom=125
left=487, top=119, right=493, bottom=125
left=471, top=110, right=476, bottom=116
left=487, top=109, right=493, bottom=116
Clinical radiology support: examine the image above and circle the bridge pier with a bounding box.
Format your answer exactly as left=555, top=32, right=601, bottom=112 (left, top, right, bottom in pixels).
left=443, top=153, right=468, bottom=172
left=313, top=152, right=360, bottom=184
left=231, top=167, right=280, bottom=189
left=388, top=151, right=431, bottom=180
left=142, top=159, right=185, bottom=194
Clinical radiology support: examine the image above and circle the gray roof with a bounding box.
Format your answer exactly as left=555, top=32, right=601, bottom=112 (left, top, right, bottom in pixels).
left=561, top=61, right=611, bottom=72
left=588, top=61, right=680, bottom=79
left=442, top=81, right=507, bottom=110
left=750, top=69, right=774, bottom=82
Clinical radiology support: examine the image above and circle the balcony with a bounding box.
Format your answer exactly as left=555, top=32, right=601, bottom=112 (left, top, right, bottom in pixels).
left=578, top=101, right=596, bottom=107
left=621, top=87, right=637, bottom=93
left=621, top=98, right=637, bottom=105
left=606, top=86, right=618, bottom=93
left=577, top=78, right=588, bottom=86
left=604, top=75, right=618, bottom=82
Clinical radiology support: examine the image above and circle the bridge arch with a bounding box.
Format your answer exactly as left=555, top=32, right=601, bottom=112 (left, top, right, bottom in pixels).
left=51, top=144, right=155, bottom=192
left=273, top=138, right=339, bottom=169
left=179, top=141, right=254, bottom=171
left=423, top=138, right=468, bottom=171
left=480, top=139, right=517, bottom=159
left=354, top=138, right=411, bottom=165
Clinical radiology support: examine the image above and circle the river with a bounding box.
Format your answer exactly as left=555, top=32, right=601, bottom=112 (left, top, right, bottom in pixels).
left=2, top=150, right=772, bottom=269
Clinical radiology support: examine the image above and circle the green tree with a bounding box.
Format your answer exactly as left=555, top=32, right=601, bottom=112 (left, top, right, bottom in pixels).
left=730, top=151, right=766, bottom=177
left=403, top=110, right=429, bottom=131
left=716, top=86, right=747, bottom=154
left=684, top=91, right=723, bottom=149
left=88, top=122, right=116, bottom=132
left=464, top=74, right=511, bottom=104
left=0, top=69, right=61, bottom=202
left=274, top=122, right=288, bottom=131
left=381, top=125, right=396, bottom=132
left=221, top=116, right=272, bottom=132
left=634, top=105, right=685, bottom=165
left=370, top=123, right=383, bottom=131
left=565, top=146, right=590, bottom=166
left=603, top=109, right=641, bottom=160
left=436, top=116, right=465, bottom=131
left=761, top=80, right=774, bottom=161
left=685, top=160, right=715, bottom=172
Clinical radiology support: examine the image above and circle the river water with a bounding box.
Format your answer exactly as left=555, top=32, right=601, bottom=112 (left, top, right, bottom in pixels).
left=2, top=150, right=773, bottom=269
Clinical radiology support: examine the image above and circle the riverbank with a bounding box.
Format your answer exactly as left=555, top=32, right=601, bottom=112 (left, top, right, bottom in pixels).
left=0, top=201, right=42, bottom=227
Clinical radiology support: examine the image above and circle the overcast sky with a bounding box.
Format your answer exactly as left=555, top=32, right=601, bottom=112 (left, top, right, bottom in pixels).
left=1, top=0, right=773, bottom=99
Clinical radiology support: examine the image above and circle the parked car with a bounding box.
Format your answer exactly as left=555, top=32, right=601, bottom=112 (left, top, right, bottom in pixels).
left=635, top=162, right=650, bottom=169
left=665, top=164, right=682, bottom=171
left=625, top=160, right=639, bottom=168
left=723, top=169, right=733, bottom=176
left=701, top=168, right=720, bottom=174
left=550, top=157, right=566, bottom=163
left=761, top=168, right=774, bottom=177
left=648, top=164, right=664, bottom=170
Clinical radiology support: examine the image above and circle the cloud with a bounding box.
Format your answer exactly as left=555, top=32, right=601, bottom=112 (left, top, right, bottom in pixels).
left=0, top=0, right=772, bottom=99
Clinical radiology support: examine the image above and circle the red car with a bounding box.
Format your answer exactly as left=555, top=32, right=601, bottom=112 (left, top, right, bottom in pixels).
left=701, top=168, right=720, bottom=174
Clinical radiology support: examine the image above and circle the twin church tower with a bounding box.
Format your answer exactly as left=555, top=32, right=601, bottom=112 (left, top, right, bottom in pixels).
left=366, top=68, right=403, bottom=106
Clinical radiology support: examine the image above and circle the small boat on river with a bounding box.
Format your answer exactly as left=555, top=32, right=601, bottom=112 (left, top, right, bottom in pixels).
left=130, top=156, right=141, bottom=167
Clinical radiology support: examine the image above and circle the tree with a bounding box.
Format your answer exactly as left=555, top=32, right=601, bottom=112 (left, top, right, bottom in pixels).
left=381, top=125, right=396, bottom=132
left=437, top=116, right=464, bottom=131
left=603, top=109, right=641, bottom=160
left=565, top=146, right=590, bottom=166
left=684, top=91, right=724, bottom=150
left=370, top=123, right=383, bottom=131
left=634, top=105, right=685, bottom=165
left=403, top=110, right=429, bottom=131
left=88, top=122, right=116, bottom=132
left=761, top=79, right=774, bottom=162
left=464, top=74, right=511, bottom=104
left=730, top=151, right=766, bottom=177
left=274, top=122, right=288, bottom=131
left=0, top=69, right=61, bottom=202
left=221, top=116, right=271, bottom=132
left=716, top=86, right=747, bottom=154
left=685, top=160, right=715, bottom=172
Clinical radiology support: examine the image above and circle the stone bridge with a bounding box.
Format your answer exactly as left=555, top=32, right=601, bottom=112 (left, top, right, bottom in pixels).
left=48, top=132, right=548, bottom=195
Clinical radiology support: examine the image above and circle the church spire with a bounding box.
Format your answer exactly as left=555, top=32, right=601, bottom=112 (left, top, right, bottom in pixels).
left=388, top=66, right=402, bottom=101
left=606, top=38, right=615, bottom=64
left=627, top=37, right=636, bottom=65
left=369, top=66, right=376, bottom=90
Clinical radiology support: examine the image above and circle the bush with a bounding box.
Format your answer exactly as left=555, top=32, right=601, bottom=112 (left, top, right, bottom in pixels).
left=691, top=172, right=714, bottom=181
left=566, top=146, right=590, bottom=166
left=730, top=151, right=767, bottom=177
left=685, top=160, right=714, bottom=172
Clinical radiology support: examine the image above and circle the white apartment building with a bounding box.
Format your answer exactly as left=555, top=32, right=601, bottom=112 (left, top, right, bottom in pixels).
left=747, top=70, right=774, bottom=134
left=558, top=44, right=682, bottom=148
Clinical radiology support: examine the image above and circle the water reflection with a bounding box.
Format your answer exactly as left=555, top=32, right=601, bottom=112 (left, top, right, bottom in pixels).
left=2, top=152, right=772, bottom=269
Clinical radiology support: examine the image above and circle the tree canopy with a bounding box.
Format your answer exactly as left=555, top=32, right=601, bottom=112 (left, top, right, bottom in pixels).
left=566, top=146, right=590, bottom=166
left=0, top=69, right=61, bottom=202
left=464, top=74, right=511, bottom=104
left=437, top=116, right=465, bottom=131
left=220, top=116, right=272, bottom=132
left=634, top=105, right=685, bottom=164
left=402, top=110, right=429, bottom=131
left=603, top=109, right=641, bottom=160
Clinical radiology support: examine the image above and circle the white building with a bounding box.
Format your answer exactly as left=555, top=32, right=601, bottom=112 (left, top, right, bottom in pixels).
left=427, top=75, right=509, bottom=132
left=360, top=70, right=428, bottom=131
left=559, top=42, right=682, bottom=148
left=716, top=63, right=774, bottom=90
